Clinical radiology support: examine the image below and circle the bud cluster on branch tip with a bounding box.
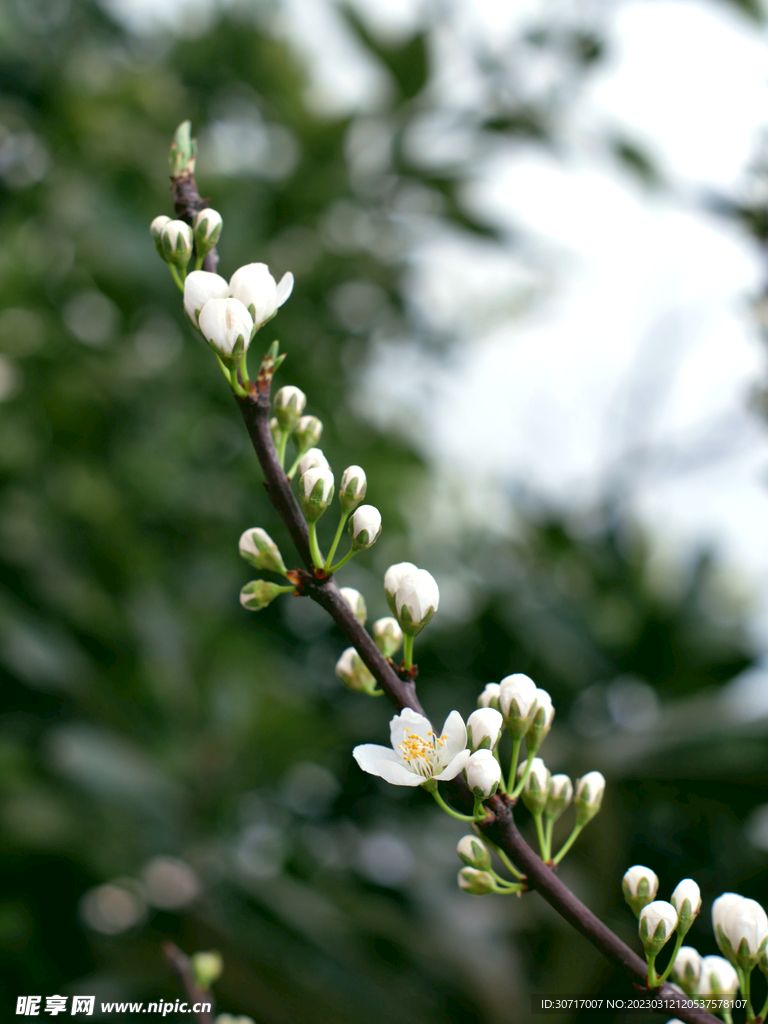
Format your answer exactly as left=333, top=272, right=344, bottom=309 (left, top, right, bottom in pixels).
left=294, top=416, right=323, bottom=454
left=671, top=946, right=702, bottom=996
left=458, top=867, right=496, bottom=895
left=478, top=682, right=500, bottom=710
left=713, top=892, right=768, bottom=970
left=519, top=757, right=551, bottom=815
left=191, top=951, right=223, bottom=989
left=372, top=617, right=403, bottom=658
left=457, top=834, right=492, bottom=871
left=639, top=901, right=678, bottom=954
left=467, top=708, right=503, bottom=752
left=297, top=448, right=329, bottom=476
left=545, top=774, right=572, bottom=821
left=465, top=749, right=501, bottom=797
left=384, top=564, right=439, bottom=635
left=670, top=879, right=701, bottom=936
left=335, top=648, right=378, bottom=695
left=199, top=298, right=254, bottom=366
left=348, top=505, right=382, bottom=550
left=353, top=707, right=470, bottom=787
left=697, top=955, right=739, bottom=996
left=573, top=771, right=605, bottom=825
left=300, top=467, right=334, bottom=522
left=273, top=386, right=307, bottom=431
left=339, top=466, right=367, bottom=514
left=240, top=579, right=289, bottom=611
left=340, top=587, right=367, bottom=625
left=193, top=208, right=223, bottom=259
left=238, top=528, right=287, bottom=575
left=622, top=865, right=659, bottom=918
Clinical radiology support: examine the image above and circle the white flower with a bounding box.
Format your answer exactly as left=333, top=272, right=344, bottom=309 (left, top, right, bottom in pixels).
left=228, top=262, right=293, bottom=330
left=466, top=708, right=503, bottom=751
left=183, top=271, right=229, bottom=323
left=499, top=674, right=538, bottom=736
left=238, top=527, right=286, bottom=574
left=639, top=901, right=678, bottom=951
left=478, top=683, right=501, bottom=709
left=384, top=562, right=417, bottom=612
left=301, top=467, right=334, bottom=503
left=671, top=879, right=701, bottom=920
left=672, top=946, right=702, bottom=988
left=348, top=505, right=382, bottom=549
left=198, top=298, right=254, bottom=362
left=722, top=897, right=768, bottom=964
left=394, top=569, right=439, bottom=634
left=623, top=865, right=659, bottom=899
left=161, top=219, right=194, bottom=266
left=372, top=617, right=403, bottom=657
left=465, top=750, right=501, bottom=797
left=353, top=707, right=470, bottom=787
left=340, top=587, right=367, bottom=625
left=339, top=465, right=367, bottom=513
left=273, top=385, right=307, bottom=429
left=697, top=955, right=739, bottom=995
left=297, top=448, right=329, bottom=476
left=457, top=835, right=491, bottom=871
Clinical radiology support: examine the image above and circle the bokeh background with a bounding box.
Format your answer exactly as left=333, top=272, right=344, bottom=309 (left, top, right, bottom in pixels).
left=3, top=0, right=768, bottom=1020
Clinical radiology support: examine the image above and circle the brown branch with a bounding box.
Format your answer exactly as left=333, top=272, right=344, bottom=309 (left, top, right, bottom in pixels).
left=163, top=942, right=215, bottom=1024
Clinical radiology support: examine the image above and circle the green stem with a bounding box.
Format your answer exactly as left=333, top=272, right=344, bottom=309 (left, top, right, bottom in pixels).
left=646, top=953, right=658, bottom=989
left=534, top=812, right=548, bottom=860
left=544, top=815, right=555, bottom=862
left=308, top=522, right=324, bottom=569
left=328, top=547, right=357, bottom=574
left=430, top=787, right=476, bottom=822
left=239, top=353, right=251, bottom=387
left=493, top=747, right=507, bottom=793
left=489, top=867, right=518, bottom=888
left=492, top=882, right=525, bottom=895
left=472, top=796, right=491, bottom=822
left=195, top=254, right=204, bottom=271
left=276, top=430, right=289, bottom=470
left=742, top=965, right=754, bottom=1023
left=655, top=932, right=684, bottom=985
left=324, top=511, right=349, bottom=569
left=286, top=451, right=305, bottom=480
left=215, top=354, right=234, bottom=385
left=229, top=366, right=247, bottom=397
left=510, top=752, right=534, bottom=799
left=552, top=823, right=584, bottom=865
left=169, top=264, right=185, bottom=292
left=507, top=736, right=522, bottom=793
left=402, top=633, right=414, bottom=672
left=758, top=989, right=768, bottom=1024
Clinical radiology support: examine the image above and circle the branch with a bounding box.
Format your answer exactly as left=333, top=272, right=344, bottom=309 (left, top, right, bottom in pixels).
left=163, top=942, right=215, bottom=1024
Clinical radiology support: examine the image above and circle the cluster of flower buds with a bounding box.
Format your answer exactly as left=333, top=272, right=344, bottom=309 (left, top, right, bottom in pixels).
left=625, top=869, right=701, bottom=955
left=670, top=946, right=739, bottom=1000
left=712, top=892, right=768, bottom=971
left=238, top=527, right=294, bottom=611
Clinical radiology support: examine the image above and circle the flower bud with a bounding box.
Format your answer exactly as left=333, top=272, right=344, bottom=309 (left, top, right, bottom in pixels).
left=240, top=580, right=288, bottom=611
left=713, top=893, right=742, bottom=952
left=273, top=386, right=307, bottom=431
left=526, top=688, right=555, bottom=753
left=340, top=587, right=367, bottom=625
left=499, top=674, right=538, bottom=738
left=228, top=262, right=294, bottom=331
left=545, top=774, right=572, bottom=821
left=193, top=208, right=223, bottom=259
left=697, top=955, right=739, bottom=996
left=672, top=946, right=702, bottom=996
left=519, top=756, right=551, bottom=815
left=198, top=298, right=254, bottom=366
left=384, top=562, right=417, bottom=614
left=297, top=448, right=329, bottom=476
left=151, top=215, right=171, bottom=257
left=720, top=896, right=768, bottom=969
left=622, top=865, right=659, bottom=918
left=458, top=867, right=496, bottom=895
left=239, top=528, right=287, bottom=575
left=269, top=417, right=282, bottom=447
left=671, top=879, right=701, bottom=937
left=465, top=750, right=501, bottom=798
left=466, top=708, right=503, bottom=752
left=339, top=465, right=367, bottom=514
left=348, top=505, right=382, bottom=550
left=335, top=647, right=377, bottom=695
left=393, top=569, right=439, bottom=635
left=574, top=771, right=605, bottom=826
left=478, top=683, right=501, bottom=710
left=192, top=951, right=223, bottom=989
left=300, top=467, right=334, bottom=522
left=639, top=901, right=678, bottom=955
left=372, top=617, right=403, bottom=658
left=184, top=271, right=229, bottom=324
left=294, top=415, right=323, bottom=454
left=161, top=219, right=194, bottom=268
left=457, top=835, right=492, bottom=871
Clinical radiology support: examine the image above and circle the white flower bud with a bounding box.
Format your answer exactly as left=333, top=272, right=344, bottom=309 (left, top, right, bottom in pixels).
left=545, top=774, right=572, bottom=820
left=339, top=465, right=367, bottom=514
left=183, top=271, right=229, bottom=324
left=499, top=673, right=538, bottom=738
left=372, top=617, right=402, bottom=658
left=238, top=527, right=287, bottom=575
left=519, top=756, right=550, bottom=815
left=672, top=946, right=702, bottom=995
left=465, top=750, right=501, bottom=797
left=526, top=687, right=555, bottom=752
left=384, top=562, right=417, bottom=614
left=466, top=708, right=503, bottom=752
left=394, top=569, right=439, bottom=635
left=457, top=835, right=491, bottom=871
left=340, top=587, right=367, bottom=625
left=574, top=771, right=605, bottom=825
left=458, top=867, right=496, bottom=895
left=193, top=208, right=223, bottom=257
left=348, top=505, right=382, bottom=550
left=300, top=467, right=334, bottom=522
left=721, top=897, right=768, bottom=968
left=269, top=417, right=281, bottom=446
left=639, top=901, right=678, bottom=954
left=697, top=955, right=739, bottom=996
left=198, top=298, right=254, bottom=366
left=228, top=262, right=293, bottom=331
left=151, top=215, right=171, bottom=256
left=622, top=865, right=659, bottom=917
left=240, top=579, right=288, bottom=611
left=160, top=219, right=194, bottom=267
left=671, top=879, right=701, bottom=936
left=294, top=415, right=323, bottom=453
left=192, top=951, right=223, bottom=989
left=713, top=893, right=743, bottom=944
left=478, top=683, right=501, bottom=710
left=335, top=647, right=377, bottom=695
left=273, top=386, right=307, bottom=431
left=297, top=448, right=329, bottom=476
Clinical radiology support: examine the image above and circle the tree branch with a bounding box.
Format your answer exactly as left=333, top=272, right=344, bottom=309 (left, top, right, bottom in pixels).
left=163, top=942, right=215, bottom=1024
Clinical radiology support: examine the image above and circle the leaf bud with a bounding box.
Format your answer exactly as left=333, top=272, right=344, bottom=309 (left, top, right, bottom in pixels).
left=622, top=865, right=659, bottom=918
left=466, top=708, right=503, bottom=752
left=294, top=415, right=323, bottom=454
left=238, top=528, right=287, bottom=575
left=372, top=617, right=403, bottom=658
left=240, top=580, right=288, bottom=611
left=457, top=835, right=492, bottom=871
left=300, top=467, right=334, bottom=522
left=273, top=386, right=307, bottom=431
left=160, top=219, right=194, bottom=268
left=335, top=647, right=377, bottom=695
left=193, top=208, right=223, bottom=259
left=458, top=867, right=496, bottom=895
left=339, top=465, right=367, bottom=514
left=340, top=587, right=367, bottom=625
left=348, top=504, right=382, bottom=550
left=639, top=901, right=678, bottom=955
left=519, top=756, right=551, bottom=815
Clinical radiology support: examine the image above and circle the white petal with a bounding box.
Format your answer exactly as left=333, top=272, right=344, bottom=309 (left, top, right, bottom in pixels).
left=376, top=760, right=424, bottom=786
left=440, top=710, right=467, bottom=761
left=353, top=743, right=400, bottom=776
left=389, top=707, right=433, bottom=753
left=433, top=747, right=470, bottom=781
left=276, top=271, right=294, bottom=306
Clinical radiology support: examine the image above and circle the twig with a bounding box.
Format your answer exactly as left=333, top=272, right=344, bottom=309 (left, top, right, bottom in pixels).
left=163, top=942, right=215, bottom=1024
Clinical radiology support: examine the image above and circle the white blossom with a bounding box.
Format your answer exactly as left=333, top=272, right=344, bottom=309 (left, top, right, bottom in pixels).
left=466, top=708, right=503, bottom=751
left=348, top=505, right=382, bottom=549
left=697, top=955, right=739, bottom=995
left=297, top=448, right=329, bottom=476
left=228, top=262, right=293, bottom=330
left=198, top=298, right=254, bottom=361
left=465, top=749, right=501, bottom=797
left=394, top=569, right=439, bottom=633
left=639, top=901, right=678, bottom=951
left=353, top=707, right=469, bottom=787
left=183, top=271, right=229, bottom=323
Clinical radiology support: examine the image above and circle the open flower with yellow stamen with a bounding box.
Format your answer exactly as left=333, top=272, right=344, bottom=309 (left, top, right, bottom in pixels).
left=353, top=708, right=470, bottom=787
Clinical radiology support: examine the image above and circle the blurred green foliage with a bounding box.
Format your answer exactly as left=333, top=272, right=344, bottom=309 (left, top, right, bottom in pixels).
left=1, top=1, right=767, bottom=1022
